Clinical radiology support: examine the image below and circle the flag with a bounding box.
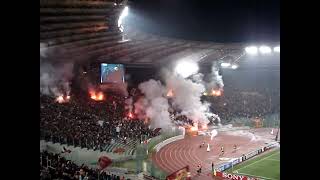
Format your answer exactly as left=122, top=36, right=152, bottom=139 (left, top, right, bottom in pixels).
left=98, top=156, right=112, bottom=170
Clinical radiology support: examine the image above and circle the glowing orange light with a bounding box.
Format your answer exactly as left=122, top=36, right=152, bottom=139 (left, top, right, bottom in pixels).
left=167, top=89, right=174, bottom=97
left=56, top=95, right=64, bottom=103
left=128, top=112, right=133, bottom=119
left=91, top=95, right=97, bottom=100
left=202, top=124, right=208, bottom=130
left=190, top=126, right=198, bottom=131
left=216, top=90, right=221, bottom=96
left=89, top=90, right=104, bottom=101
left=97, top=92, right=104, bottom=100
left=210, top=89, right=222, bottom=96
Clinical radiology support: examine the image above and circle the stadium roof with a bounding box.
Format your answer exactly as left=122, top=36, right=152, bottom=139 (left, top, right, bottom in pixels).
left=40, top=0, right=278, bottom=67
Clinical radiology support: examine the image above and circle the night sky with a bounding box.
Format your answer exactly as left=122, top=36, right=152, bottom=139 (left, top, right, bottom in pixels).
left=127, top=0, right=280, bottom=42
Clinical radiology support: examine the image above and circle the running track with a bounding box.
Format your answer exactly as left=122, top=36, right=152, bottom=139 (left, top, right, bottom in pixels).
left=152, top=131, right=268, bottom=180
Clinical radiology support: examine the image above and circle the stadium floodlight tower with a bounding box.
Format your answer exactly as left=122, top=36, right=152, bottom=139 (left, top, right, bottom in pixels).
left=118, top=6, right=129, bottom=32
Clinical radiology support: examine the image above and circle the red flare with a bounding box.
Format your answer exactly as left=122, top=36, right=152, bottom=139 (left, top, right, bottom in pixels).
left=128, top=112, right=134, bottom=119
left=56, top=95, right=64, bottom=103
left=56, top=95, right=70, bottom=103
left=89, top=90, right=104, bottom=101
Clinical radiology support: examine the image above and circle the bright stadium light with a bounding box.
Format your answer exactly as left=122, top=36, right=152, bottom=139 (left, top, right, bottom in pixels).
left=175, top=60, right=199, bottom=78
left=221, top=62, right=231, bottom=68
left=274, top=46, right=280, bottom=53
left=231, top=64, right=238, bottom=69
left=259, top=46, right=272, bottom=54
left=118, top=6, right=129, bottom=32
left=245, top=46, right=258, bottom=55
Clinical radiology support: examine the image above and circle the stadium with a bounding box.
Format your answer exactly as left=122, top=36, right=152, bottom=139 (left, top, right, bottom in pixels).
left=40, top=0, right=280, bottom=180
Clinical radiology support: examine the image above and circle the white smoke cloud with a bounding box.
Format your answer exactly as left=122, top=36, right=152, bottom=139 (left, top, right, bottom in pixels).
left=131, top=61, right=224, bottom=128
left=134, top=97, right=148, bottom=120
left=164, top=70, right=210, bottom=125
left=206, top=62, right=224, bottom=90
left=40, top=43, right=74, bottom=97
left=146, top=97, right=171, bottom=129
left=137, top=79, right=172, bottom=129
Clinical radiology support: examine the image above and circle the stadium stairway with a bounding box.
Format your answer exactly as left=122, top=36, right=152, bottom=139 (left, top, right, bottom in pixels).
left=105, top=139, right=138, bottom=156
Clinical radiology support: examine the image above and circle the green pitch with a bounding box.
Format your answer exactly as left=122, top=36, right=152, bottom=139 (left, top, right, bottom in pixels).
left=228, top=148, right=280, bottom=180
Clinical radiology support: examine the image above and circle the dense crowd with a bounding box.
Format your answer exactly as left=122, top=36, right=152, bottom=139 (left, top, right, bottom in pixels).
left=40, top=93, right=156, bottom=151
left=40, top=85, right=280, bottom=151
left=205, top=87, right=280, bottom=122
left=40, top=151, right=129, bottom=180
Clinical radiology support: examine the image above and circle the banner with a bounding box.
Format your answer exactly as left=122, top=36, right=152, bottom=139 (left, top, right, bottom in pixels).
left=245, top=150, right=259, bottom=160
left=98, top=156, right=112, bottom=170
left=214, top=171, right=258, bottom=180
left=166, top=166, right=191, bottom=180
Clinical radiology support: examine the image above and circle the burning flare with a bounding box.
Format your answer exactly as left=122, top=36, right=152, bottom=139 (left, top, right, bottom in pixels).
left=89, top=90, right=105, bottom=101
left=210, top=89, right=222, bottom=96
left=128, top=112, right=134, bottom=119
left=190, top=123, right=198, bottom=131
left=56, top=95, right=70, bottom=103
left=167, top=89, right=174, bottom=97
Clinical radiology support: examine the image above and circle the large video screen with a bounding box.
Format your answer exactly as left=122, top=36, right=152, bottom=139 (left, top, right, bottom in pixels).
left=100, top=63, right=125, bottom=83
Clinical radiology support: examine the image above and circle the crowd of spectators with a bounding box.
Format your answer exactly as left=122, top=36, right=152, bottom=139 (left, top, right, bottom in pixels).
left=205, top=87, right=280, bottom=122
left=40, top=151, right=129, bottom=180
left=40, top=84, right=280, bottom=152
left=40, top=93, right=156, bottom=151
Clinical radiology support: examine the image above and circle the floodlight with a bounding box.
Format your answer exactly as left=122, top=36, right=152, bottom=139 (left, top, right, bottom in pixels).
left=118, top=6, right=129, bottom=32
left=245, top=46, right=258, bottom=55
left=231, top=65, right=238, bottom=69
left=221, top=62, right=231, bottom=67
left=259, top=46, right=272, bottom=54
left=274, top=46, right=280, bottom=53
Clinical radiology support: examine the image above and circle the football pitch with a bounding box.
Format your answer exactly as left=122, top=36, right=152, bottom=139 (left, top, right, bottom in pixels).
left=228, top=148, right=280, bottom=180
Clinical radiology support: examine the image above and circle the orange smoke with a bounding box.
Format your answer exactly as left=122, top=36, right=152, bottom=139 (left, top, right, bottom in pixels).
left=167, top=89, right=174, bottom=97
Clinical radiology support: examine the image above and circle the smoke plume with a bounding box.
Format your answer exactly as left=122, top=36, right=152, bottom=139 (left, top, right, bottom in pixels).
left=206, top=62, right=224, bottom=90
left=131, top=61, right=224, bottom=128
left=40, top=43, right=74, bottom=97
left=137, top=80, right=171, bottom=129
left=164, top=70, right=210, bottom=125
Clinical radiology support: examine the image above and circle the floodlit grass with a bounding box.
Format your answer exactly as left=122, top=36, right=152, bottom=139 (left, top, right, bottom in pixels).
left=228, top=148, right=280, bottom=180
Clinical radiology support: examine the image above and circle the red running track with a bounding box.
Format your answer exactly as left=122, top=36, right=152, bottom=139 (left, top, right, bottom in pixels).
left=152, top=131, right=267, bottom=180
